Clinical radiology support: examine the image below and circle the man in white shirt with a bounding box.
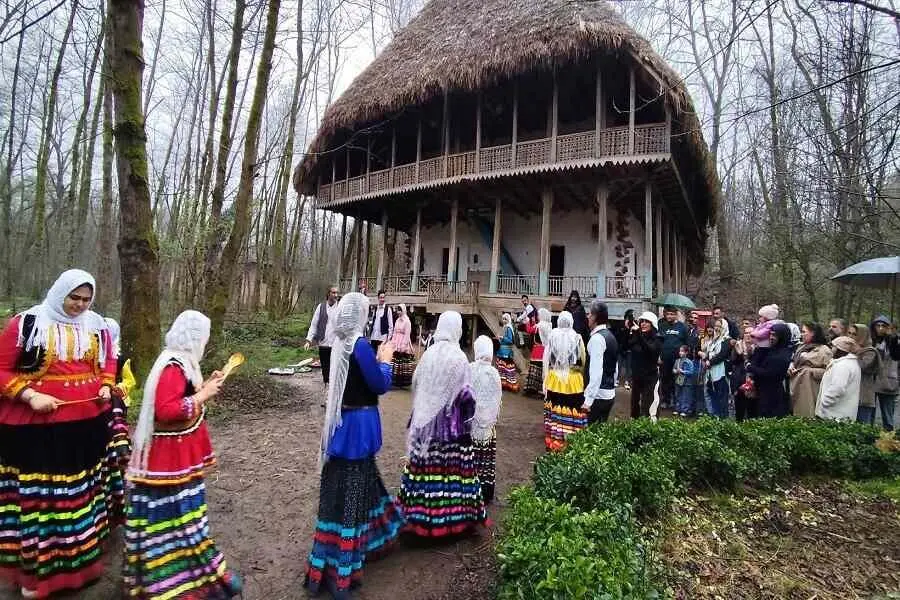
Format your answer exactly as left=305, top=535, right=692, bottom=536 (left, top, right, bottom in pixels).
left=304, top=286, right=340, bottom=384
left=368, top=289, right=394, bottom=351
left=516, top=294, right=535, bottom=325
left=583, top=299, right=619, bottom=423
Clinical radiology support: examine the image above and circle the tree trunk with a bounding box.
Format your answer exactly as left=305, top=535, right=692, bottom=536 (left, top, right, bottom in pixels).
left=206, top=0, right=281, bottom=351
left=2, top=11, right=25, bottom=297
left=108, top=0, right=162, bottom=377
left=96, top=54, right=115, bottom=310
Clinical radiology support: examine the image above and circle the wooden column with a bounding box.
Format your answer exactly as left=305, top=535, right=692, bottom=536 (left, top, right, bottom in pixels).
left=628, top=67, right=636, bottom=155
left=442, top=90, right=450, bottom=176
left=330, top=159, right=336, bottom=203
left=365, top=137, right=371, bottom=190
left=390, top=127, right=396, bottom=187
left=539, top=188, right=553, bottom=296
left=644, top=182, right=653, bottom=298
left=448, top=197, right=459, bottom=283
left=662, top=214, right=671, bottom=292
left=376, top=210, right=388, bottom=291
left=550, top=69, right=559, bottom=161
left=411, top=207, right=423, bottom=292
left=596, top=183, right=609, bottom=298
left=654, top=207, right=663, bottom=297
left=669, top=220, right=677, bottom=293
left=490, top=198, right=502, bottom=293
left=364, top=221, right=372, bottom=280
left=337, top=214, right=347, bottom=287
left=351, top=218, right=361, bottom=290
left=511, top=82, right=518, bottom=165
left=595, top=63, right=604, bottom=157
left=415, top=117, right=422, bottom=181
left=475, top=91, right=482, bottom=173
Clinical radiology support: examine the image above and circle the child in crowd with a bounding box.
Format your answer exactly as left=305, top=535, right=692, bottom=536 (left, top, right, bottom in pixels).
left=673, top=344, right=698, bottom=416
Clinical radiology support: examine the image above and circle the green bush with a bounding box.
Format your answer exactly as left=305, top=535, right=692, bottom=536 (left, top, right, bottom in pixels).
left=499, top=418, right=899, bottom=599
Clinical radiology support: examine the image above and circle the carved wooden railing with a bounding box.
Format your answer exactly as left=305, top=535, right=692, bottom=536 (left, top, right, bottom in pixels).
left=496, top=274, right=538, bottom=295
left=426, top=279, right=479, bottom=305
left=549, top=275, right=598, bottom=298
left=605, top=276, right=645, bottom=299
left=382, top=275, right=413, bottom=294
left=317, top=123, right=670, bottom=205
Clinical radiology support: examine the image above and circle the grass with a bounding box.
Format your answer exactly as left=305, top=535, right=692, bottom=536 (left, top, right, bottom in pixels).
left=843, top=476, right=900, bottom=502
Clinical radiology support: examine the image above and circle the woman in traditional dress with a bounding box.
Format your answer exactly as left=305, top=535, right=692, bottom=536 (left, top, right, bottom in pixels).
left=542, top=311, right=587, bottom=452
left=0, top=269, right=121, bottom=599
left=104, top=317, right=133, bottom=477
left=496, top=313, right=519, bottom=392
left=400, top=311, right=487, bottom=537
left=390, top=303, right=415, bottom=388
left=470, top=335, right=502, bottom=504
left=124, top=310, right=243, bottom=599
left=523, top=308, right=552, bottom=397
left=303, top=292, right=404, bottom=598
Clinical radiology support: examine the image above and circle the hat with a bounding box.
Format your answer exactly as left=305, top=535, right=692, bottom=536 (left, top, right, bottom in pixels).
left=637, top=311, right=659, bottom=331
left=758, top=304, right=780, bottom=321
left=831, top=336, right=859, bottom=355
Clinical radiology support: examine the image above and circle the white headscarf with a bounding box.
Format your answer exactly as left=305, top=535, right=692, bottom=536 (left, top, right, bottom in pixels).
left=130, top=310, right=210, bottom=474
left=536, top=307, right=553, bottom=346
left=409, top=310, right=470, bottom=453
left=544, top=310, right=582, bottom=376
left=320, top=292, right=370, bottom=470
left=18, top=269, right=108, bottom=365
left=471, top=335, right=502, bottom=442
left=105, top=317, right=121, bottom=358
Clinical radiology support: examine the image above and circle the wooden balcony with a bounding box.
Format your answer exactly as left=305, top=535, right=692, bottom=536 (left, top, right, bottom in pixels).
left=316, top=123, right=669, bottom=207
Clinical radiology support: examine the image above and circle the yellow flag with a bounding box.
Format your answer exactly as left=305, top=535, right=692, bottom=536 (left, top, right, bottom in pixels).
left=117, top=359, right=138, bottom=405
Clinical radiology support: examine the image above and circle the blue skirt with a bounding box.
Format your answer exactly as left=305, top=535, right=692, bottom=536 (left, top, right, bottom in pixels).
left=327, top=407, right=383, bottom=461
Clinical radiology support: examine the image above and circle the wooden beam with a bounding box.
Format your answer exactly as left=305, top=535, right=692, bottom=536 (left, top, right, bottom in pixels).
left=351, top=217, right=361, bottom=290
left=411, top=207, right=422, bottom=292
left=448, top=196, right=459, bottom=283
left=644, top=182, right=653, bottom=298
left=597, top=183, right=608, bottom=298
left=331, top=157, right=336, bottom=203
left=376, top=210, right=388, bottom=290
left=595, top=63, right=603, bottom=157
left=628, top=66, right=636, bottom=155
left=490, top=197, right=502, bottom=293
left=415, top=116, right=422, bottom=181
left=511, top=82, right=518, bottom=165
left=475, top=91, right=482, bottom=173
left=655, top=206, right=663, bottom=296
left=550, top=69, right=559, bottom=161
left=337, top=214, right=347, bottom=286
left=539, top=187, right=553, bottom=295
left=364, top=221, right=372, bottom=280
left=442, top=90, right=450, bottom=177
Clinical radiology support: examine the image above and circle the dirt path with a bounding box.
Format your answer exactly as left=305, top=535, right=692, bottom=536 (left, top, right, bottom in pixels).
left=2, top=373, right=564, bottom=600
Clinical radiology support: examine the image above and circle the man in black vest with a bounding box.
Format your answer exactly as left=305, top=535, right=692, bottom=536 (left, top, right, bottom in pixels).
left=304, top=286, right=340, bottom=384
left=583, top=299, right=619, bottom=424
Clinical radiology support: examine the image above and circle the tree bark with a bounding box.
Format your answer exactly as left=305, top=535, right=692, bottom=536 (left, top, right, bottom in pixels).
left=205, top=0, right=281, bottom=351
left=108, top=0, right=162, bottom=377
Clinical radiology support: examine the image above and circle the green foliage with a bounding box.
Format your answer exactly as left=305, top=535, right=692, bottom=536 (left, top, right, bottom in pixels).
left=499, top=418, right=899, bottom=599
left=203, top=312, right=316, bottom=376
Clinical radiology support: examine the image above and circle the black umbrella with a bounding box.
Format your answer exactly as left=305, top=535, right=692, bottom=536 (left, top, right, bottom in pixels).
left=831, top=256, right=900, bottom=320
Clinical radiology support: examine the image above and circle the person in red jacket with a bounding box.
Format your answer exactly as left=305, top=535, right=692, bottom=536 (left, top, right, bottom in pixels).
left=0, top=269, right=121, bottom=599
left=124, top=310, right=242, bottom=599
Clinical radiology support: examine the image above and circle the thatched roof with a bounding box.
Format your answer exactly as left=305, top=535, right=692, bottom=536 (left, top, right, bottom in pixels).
left=293, top=0, right=720, bottom=233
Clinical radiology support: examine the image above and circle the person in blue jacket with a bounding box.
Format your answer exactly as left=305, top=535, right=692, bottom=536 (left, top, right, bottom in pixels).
left=673, top=344, right=698, bottom=416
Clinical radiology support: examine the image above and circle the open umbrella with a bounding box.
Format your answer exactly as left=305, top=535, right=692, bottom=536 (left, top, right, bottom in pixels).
left=831, top=256, right=900, bottom=319
left=653, top=292, right=696, bottom=311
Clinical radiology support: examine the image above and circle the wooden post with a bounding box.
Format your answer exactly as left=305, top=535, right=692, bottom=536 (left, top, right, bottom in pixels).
left=442, top=90, right=450, bottom=177
left=596, top=183, right=608, bottom=298
left=644, top=182, right=653, bottom=298
left=628, top=67, right=636, bottom=155
left=668, top=219, right=676, bottom=293
left=390, top=126, right=396, bottom=187
left=351, top=218, right=361, bottom=290
left=364, top=221, right=372, bottom=280
left=539, top=188, right=553, bottom=295
left=550, top=68, right=559, bottom=161
left=511, top=82, right=518, bottom=165
left=475, top=91, right=482, bottom=173
left=674, top=227, right=681, bottom=292
left=595, top=63, right=603, bottom=157
left=330, top=158, right=336, bottom=203
left=415, top=116, right=422, bottom=181
left=365, top=136, right=372, bottom=192
left=411, top=207, right=423, bottom=292
left=490, top=198, right=502, bottom=293
left=376, top=210, right=388, bottom=291
left=448, top=196, right=459, bottom=283
left=655, top=207, right=663, bottom=297
left=337, top=214, right=347, bottom=287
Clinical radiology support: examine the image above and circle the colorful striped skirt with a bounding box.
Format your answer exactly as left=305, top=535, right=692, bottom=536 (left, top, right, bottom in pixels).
left=544, top=391, right=588, bottom=452
left=123, top=471, right=241, bottom=599
left=400, top=438, right=487, bottom=538
left=496, top=357, right=519, bottom=393
left=0, top=412, right=123, bottom=598
left=304, top=457, right=403, bottom=600
left=472, top=436, right=497, bottom=504
left=523, top=361, right=544, bottom=395
left=391, top=352, right=415, bottom=388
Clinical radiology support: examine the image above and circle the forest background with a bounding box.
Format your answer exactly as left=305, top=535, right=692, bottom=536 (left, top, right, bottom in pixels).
left=0, top=0, right=898, bottom=374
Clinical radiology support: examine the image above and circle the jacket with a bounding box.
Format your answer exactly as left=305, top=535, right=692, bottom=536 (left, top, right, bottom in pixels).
left=788, top=343, right=832, bottom=418
left=629, top=329, right=662, bottom=379
left=659, top=320, right=688, bottom=362
left=870, top=315, right=900, bottom=394
left=815, top=354, right=861, bottom=421
left=747, top=323, right=792, bottom=417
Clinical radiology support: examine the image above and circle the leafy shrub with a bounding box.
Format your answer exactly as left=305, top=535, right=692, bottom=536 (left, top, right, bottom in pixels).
left=500, top=418, right=899, bottom=599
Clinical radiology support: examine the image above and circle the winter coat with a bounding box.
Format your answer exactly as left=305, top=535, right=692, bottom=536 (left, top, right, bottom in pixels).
left=815, top=354, right=861, bottom=421
left=629, top=329, right=662, bottom=379
left=747, top=323, right=792, bottom=417
left=730, top=342, right=750, bottom=391
left=566, top=303, right=589, bottom=343
left=659, top=320, right=688, bottom=363
left=788, top=343, right=832, bottom=418
left=870, top=315, right=900, bottom=394
left=856, top=346, right=880, bottom=408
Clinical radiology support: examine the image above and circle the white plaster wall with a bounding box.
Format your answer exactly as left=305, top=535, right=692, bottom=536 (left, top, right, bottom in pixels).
left=418, top=205, right=646, bottom=279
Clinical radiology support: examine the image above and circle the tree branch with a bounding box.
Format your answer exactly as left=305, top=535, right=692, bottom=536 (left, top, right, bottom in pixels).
left=825, top=0, right=900, bottom=20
